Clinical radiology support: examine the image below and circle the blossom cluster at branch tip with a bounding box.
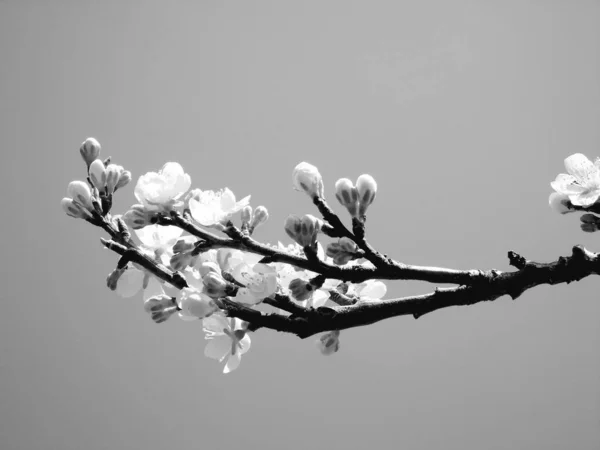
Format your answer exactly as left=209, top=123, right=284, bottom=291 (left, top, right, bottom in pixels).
left=90, top=158, right=131, bottom=195
left=293, top=162, right=324, bottom=199
left=550, top=153, right=600, bottom=207
left=64, top=138, right=397, bottom=374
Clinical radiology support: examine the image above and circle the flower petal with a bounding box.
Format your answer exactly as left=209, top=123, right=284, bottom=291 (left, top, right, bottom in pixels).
left=223, top=352, right=242, bottom=373
left=116, top=268, right=144, bottom=298
left=202, top=314, right=229, bottom=334
left=204, top=335, right=231, bottom=361
left=358, top=280, right=387, bottom=300
left=143, top=277, right=165, bottom=301
left=564, top=153, right=598, bottom=185
left=570, top=190, right=600, bottom=207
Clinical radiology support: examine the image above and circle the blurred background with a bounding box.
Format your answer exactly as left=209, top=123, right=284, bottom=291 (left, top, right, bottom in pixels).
left=1, top=1, right=599, bottom=449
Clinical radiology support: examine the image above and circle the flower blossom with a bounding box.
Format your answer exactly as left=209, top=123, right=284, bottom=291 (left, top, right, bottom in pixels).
left=188, top=188, right=250, bottom=227
left=114, top=224, right=183, bottom=299
left=550, top=153, right=600, bottom=206
left=203, top=314, right=251, bottom=373
left=232, top=262, right=277, bottom=305
left=134, top=162, right=191, bottom=211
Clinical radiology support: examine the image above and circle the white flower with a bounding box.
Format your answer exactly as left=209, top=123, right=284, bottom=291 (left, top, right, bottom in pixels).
left=178, top=288, right=217, bottom=319
left=203, top=315, right=251, bottom=373
left=134, top=224, right=183, bottom=264
left=551, top=154, right=600, bottom=206
left=292, top=162, right=324, bottom=199
left=232, top=262, right=278, bottom=305
left=114, top=225, right=183, bottom=299
left=347, top=280, right=387, bottom=303
left=316, top=330, right=340, bottom=355
left=188, top=188, right=250, bottom=227
left=134, top=162, right=191, bottom=211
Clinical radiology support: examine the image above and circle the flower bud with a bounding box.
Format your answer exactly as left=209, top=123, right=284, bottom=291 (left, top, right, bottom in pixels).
left=198, top=261, right=221, bottom=278
left=122, top=204, right=152, bottom=230
left=67, top=180, right=94, bottom=212
left=356, top=174, right=377, bottom=216
left=61, top=197, right=93, bottom=220
left=203, top=272, right=230, bottom=298
left=335, top=178, right=359, bottom=217
left=115, top=170, right=132, bottom=191
left=326, top=237, right=359, bottom=265
left=240, top=206, right=253, bottom=227
left=89, top=159, right=107, bottom=191
left=580, top=214, right=600, bottom=232
left=106, top=267, right=126, bottom=291
left=180, top=289, right=217, bottom=319
left=288, top=278, right=313, bottom=301
left=105, top=164, right=123, bottom=195
left=79, top=137, right=101, bottom=167
left=292, top=162, right=324, bottom=199
left=317, top=330, right=340, bottom=355
left=548, top=193, right=573, bottom=215
left=170, top=251, right=196, bottom=271
left=173, top=238, right=196, bottom=254
left=284, top=215, right=302, bottom=241
left=249, top=205, right=269, bottom=231
left=144, top=295, right=178, bottom=323
left=284, top=214, right=320, bottom=247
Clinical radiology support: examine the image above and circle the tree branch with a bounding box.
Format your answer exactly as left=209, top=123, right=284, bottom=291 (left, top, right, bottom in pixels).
left=221, top=246, right=600, bottom=338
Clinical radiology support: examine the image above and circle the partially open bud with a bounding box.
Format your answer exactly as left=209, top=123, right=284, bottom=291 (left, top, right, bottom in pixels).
left=288, top=278, right=313, bottom=301
left=326, top=237, right=359, bottom=265
left=198, top=261, right=221, bottom=278
left=292, top=162, right=324, bottom=199
left=61, top=197, right=93, bottom=220
left=80, top=137, right=101, bottom=167
left=89, top=159, right=107, bottom=191
left=106, top=267, right=126, bottom=291
left=285, top=214, right=320, bottom=247
left=105, top=164, right=123, bottom=195
left=122, top=204, right=152, bottom=230
left=180, top=289, right=217, bottom=319
left=170, top=251, right=196, bottom=272
left=67, top=181, right=95, bottom=212
left=240, top=205, right=253, bottom=228
left=249, top=206, right=269, bottom=232
left=356, top=174, right=377, bottom=217
left=144, top=295, right=178, bottom=324
left=173, top=237, right=196, bottom=254
left=548, top=192, right=573, bottom=214
left=115, top=170, right=132, bottom=191
left=335, top=178, right=359, bottom=217
left=203, top=272, right=232, bottom=298
left=316, top=330, right=340, bottom=355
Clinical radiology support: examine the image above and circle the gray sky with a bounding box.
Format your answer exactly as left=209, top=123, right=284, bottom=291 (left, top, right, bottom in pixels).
left=1, top=1, right=599, bottom=449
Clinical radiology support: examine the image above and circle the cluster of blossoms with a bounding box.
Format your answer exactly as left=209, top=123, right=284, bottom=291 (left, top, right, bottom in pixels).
left=549, top=153, right=600, bottom=232
left=63, top=138, right=386, bottom=373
